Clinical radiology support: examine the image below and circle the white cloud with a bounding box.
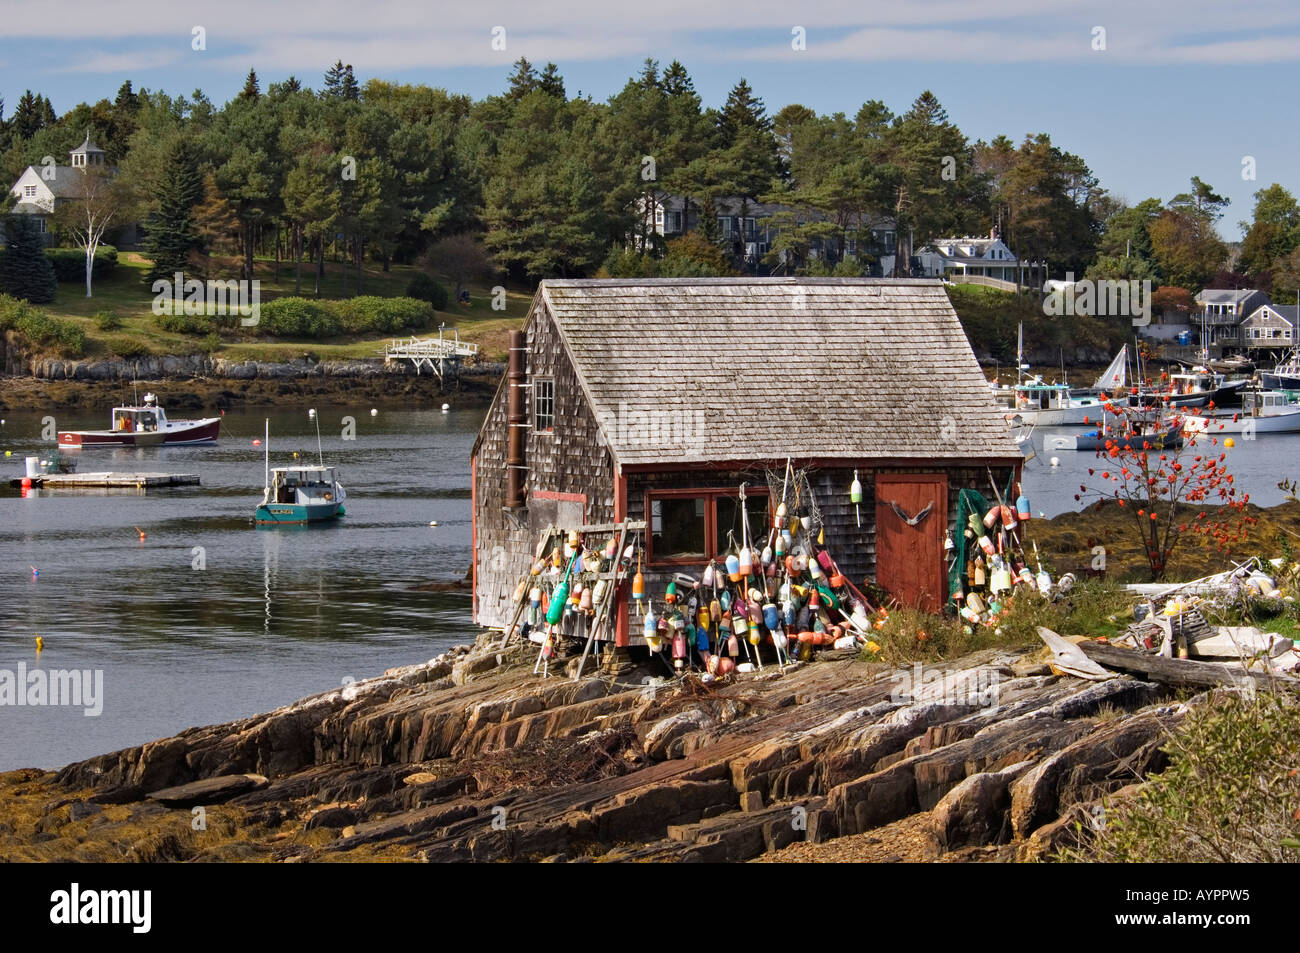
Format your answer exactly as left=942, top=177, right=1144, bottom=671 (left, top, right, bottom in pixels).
left=4, top=0, right=1300, bottom=70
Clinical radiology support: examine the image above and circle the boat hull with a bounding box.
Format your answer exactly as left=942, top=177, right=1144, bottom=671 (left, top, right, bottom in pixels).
left=1185, top=410, right=1300, bottom=435
left=255, top=502, right=345, bottom=524
left=1045, top=425, right=1183, bottom=452
left=1261, top=372, right=1300, bottom=391
left=58, top=418, right=221, bottom=448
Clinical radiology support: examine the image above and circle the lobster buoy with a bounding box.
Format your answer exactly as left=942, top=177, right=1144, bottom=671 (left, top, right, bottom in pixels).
left=760, top=544, right=773, bottom=565
left=702, top=561, right=716, bottom=588
left=983, top=507, right=999, bottom=529
left=665, top=580, right=677, bottom=605
left=720, top=589, right=732, bottom=612
left=672, top=631, right=687, bottom=666
left=592, top=580, right=607, bottom=605
left=698, top=605, right=711, bottom=632
left=850, top=470, right=863, bottom=526
left=529, top=586, right=542, bottom=608
left=763, top=603, right=779, bottom=631
left=546, top=579, right=569, bottom=624
left=775, top=533, right=789, bottom=558
left=579, top=586, right=594, bottom=612
left=1001, top=505, right=1018, bottom=532
left=738, top=547, right=753, bottom=578
left=726, top=553, right=741, bottom=582
left=632, top=570, right=645, bottom=604
left=644, top=605, right=659, bottom=649
left=513, top=578, right=528, bottom=603
left=775, top=501, right=787, bottom=529
left=709, top=598, right=721, bottom=627
left=1016, top=489, right=1030, bottom=521
left=978, top=535, right=996, bottom=557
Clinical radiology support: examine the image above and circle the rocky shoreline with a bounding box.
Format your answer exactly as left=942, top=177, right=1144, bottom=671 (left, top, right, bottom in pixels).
left=0, top=360, right=505, bottom=412
left=0, top=631, right=1208, bottom=863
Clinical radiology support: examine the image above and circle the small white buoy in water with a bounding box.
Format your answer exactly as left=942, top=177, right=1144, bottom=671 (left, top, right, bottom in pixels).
left=308, top=408, right=316, bottom=418
left=441, top=403, right=450, bottom=413
left=429, top=520, right=439, bottom=527
left=370, top=408, right=378, bottom=417
left=1050, top=456, right=1060, bottom=468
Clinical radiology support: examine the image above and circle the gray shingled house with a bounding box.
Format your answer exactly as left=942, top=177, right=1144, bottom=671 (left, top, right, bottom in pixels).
left=471, top=278, right=1023, bottom=644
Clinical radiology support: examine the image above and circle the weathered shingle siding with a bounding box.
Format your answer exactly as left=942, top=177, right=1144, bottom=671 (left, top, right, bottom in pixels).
left=542, top=278, right=1021, bottom=467
left=472, top=300, right=616, bottom=628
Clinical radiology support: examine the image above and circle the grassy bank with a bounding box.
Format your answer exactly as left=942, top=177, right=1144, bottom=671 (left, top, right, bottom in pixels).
left=24, top=252, right=532, bottom=364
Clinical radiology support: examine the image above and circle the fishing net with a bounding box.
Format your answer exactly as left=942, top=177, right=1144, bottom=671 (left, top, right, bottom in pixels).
left=764, top=464, right=824, bottom=529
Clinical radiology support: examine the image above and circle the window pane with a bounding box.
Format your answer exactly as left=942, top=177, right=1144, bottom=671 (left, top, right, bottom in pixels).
left=714, top=493, right=767, bottom=556
left=650, top=497, right=707, bottom=561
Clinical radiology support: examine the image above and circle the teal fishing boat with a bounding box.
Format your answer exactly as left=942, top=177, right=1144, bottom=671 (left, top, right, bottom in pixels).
left=254, top=417, right=346, bottom=524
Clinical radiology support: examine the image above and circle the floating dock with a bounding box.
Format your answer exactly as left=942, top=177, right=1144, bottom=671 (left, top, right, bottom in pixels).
left=10, top=472, right=200, bottom=489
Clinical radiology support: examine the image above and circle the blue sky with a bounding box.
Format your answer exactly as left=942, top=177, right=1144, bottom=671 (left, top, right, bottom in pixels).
left=1, top=0, right=1295, bottom=239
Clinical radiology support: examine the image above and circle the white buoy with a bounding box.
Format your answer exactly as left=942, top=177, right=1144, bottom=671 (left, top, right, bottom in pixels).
left=441, top=403, right=450, bottom=413
left=429, top=520, right=439, bottom=527
left=1049, top=456, right=1060, bottom=468
left=370, top=408, right=378, bottom=417
left=308, top=408, right=317, bottom=418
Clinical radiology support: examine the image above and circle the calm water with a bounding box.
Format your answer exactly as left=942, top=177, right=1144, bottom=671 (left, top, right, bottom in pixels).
left=0, top=405, right=484, bottom=770
left=1020, top=424, right=1300, bottom=517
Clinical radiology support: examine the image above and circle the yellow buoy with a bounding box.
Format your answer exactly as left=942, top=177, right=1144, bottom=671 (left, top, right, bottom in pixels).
left=1225, top=437, right=1235, bottom=448
left=35, top=635, right=43, bottom=653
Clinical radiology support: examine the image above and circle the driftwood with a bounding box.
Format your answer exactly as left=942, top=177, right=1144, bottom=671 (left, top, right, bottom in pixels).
left=1078, top=641, right=1293, bottom=690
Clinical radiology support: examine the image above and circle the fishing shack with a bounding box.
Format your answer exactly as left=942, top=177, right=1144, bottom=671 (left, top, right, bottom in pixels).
left=471, top=278, right=1023, bottom=647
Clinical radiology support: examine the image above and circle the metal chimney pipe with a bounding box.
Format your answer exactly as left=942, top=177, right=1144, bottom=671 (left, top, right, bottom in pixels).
left=505, top=329, right=527, bottom=508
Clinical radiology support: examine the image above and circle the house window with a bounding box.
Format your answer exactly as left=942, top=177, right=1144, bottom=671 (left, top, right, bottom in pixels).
left=645, top=488, right=770, bottom=565
left=744, top=217, right=756, bottom=238
left=718, top=216, right=732, bottom=237
left=671, top=211, right=682, bottom=232
left=533, top=378, right=555, bottom=434
left=23, top=185, right=37, bottom=197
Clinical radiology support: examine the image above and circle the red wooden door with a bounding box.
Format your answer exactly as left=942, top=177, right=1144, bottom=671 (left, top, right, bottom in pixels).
left=875, top=474, right=948, bottom=612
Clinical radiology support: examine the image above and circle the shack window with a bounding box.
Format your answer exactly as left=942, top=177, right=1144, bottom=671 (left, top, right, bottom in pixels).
left=534, top=378, right=554, bottom=433
left=646, top=489, right=770, bottom=565
left=650, top=496, right=707, bottom=561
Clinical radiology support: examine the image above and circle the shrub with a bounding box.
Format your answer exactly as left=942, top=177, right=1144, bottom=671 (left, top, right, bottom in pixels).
left=46, top=245, right=118, bottom=283
left=153, top=312, right=212, bottom=335
left=0, top=295, right=85, bottom=357
left=93, top=310, right=122, bottom=331
left=259, top=297, right=340, bottom=338
left=1063, top=690, right=1300, bottom=862
left=334, top=295, right=434, bottom=334
left=202, top=331, right=222, bottom=354
left=113, top=338, right=150, bottom=359
left=405, top=273, right=448, bottom=310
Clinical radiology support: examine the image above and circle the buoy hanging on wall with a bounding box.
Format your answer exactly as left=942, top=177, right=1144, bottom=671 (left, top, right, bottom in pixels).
left=850, top=471, right=863, bottom=527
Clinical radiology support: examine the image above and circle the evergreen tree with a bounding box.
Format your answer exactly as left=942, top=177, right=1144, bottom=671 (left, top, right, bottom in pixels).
left=323, top=61, right=359, bottom=100
left=11, top=90, right=47, bottom=140
left=113, top=81, right=140, bottom=114
left=0, top=214, right=58, bottom=303
left=537, top=63, right=566, bottom=99
left=506, top=58, right=538, bottom=99
left=239, top=69, right=260, bottom=101
left=141, top=139, right=205, bottom=283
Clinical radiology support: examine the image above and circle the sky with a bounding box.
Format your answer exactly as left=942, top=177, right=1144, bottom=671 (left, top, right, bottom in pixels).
left=1, top=0, right=1296, bottom=239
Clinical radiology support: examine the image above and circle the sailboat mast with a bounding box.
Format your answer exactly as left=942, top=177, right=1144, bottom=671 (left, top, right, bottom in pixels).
left=264, top=418, right=269, bottom=491
left=314, top=410, right=323, bottom=467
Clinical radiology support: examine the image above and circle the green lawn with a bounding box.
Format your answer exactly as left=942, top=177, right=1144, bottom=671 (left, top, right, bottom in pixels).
left=40, top=252, right=533, bottom=363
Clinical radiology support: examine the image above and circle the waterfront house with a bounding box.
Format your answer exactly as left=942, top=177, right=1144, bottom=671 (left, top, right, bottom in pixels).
left=1239, top=303, right=1297, bottom=357
left=915, top=230, right=1024, bottom=285
left=1195, top=288, right=1271, bottom=348
left=4, top=133, right=137, bottom=247
left=470, top=278, right=1023, bottom=643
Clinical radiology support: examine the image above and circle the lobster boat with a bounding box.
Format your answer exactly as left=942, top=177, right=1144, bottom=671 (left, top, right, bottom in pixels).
left=255, top=465, right=346, bottom=523
left=58, top=393, right=220, bottom=448
left=253, top=416, right=345, bottom=524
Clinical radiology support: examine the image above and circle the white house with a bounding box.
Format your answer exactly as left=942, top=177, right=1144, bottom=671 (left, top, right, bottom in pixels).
left=1239, top=303, right=1297, bottom=353
left=915, top=230, right=1023, bottom=284
left=6, top=133, right=111, bottom=242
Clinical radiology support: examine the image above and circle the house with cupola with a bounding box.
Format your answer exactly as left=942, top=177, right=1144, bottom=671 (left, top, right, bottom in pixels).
left=4, top=133, right=129, bottom=244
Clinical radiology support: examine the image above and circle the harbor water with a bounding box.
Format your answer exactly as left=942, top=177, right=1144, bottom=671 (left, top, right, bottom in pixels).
left=0, top=406, right=482, bottom=770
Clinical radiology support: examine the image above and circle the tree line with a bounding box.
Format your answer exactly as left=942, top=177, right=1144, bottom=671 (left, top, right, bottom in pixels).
left=1, top=59, right=1296, bottom=303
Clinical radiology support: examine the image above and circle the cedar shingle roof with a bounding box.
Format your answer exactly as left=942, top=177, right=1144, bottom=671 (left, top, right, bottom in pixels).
left=538, top=278, right=1021, bottom=466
